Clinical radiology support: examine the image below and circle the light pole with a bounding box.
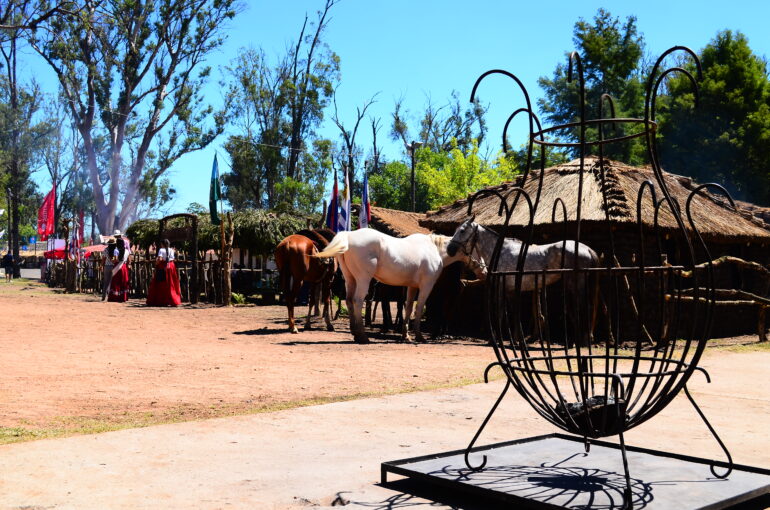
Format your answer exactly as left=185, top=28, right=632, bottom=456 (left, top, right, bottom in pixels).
left=406, top=141, right=423, bottom=212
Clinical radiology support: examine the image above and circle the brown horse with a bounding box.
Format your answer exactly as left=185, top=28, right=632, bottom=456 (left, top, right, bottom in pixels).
left=274, top=230, right=337, bottom=334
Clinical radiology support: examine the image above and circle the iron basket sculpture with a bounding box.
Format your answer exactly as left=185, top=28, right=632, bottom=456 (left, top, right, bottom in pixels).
left=461, top=47, right=734, bottom=507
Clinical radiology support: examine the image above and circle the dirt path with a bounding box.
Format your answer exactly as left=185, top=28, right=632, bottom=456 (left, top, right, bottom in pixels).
left=0, top=280, right=494, bottom=440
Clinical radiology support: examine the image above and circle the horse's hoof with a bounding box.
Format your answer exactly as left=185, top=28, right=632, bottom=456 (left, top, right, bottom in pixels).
left=303, top=324, right=311, bottom=331
left=415, top=335, right=426, bottom=343
left=326, top=325, right=335, bottom=332
left=290, top=327, right=299, bottom=334
left=354, top=336, right=370, bottom=344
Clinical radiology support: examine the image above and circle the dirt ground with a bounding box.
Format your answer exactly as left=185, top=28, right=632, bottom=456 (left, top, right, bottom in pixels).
left=1, top=278, right=768, bottom=446
left=0, top=279, right=495, bottom=440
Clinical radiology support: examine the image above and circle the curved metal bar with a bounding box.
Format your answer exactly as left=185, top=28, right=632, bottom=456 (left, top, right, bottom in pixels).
left=683, top=369, right=733, bottom=478
left=644, top=46, right=702, bottom=125
left=651, top=67, right=700, bottom=122
left=466, top=188, right=512, bottom=218
left=502, top=107, right=543, bottom=154
left=464, top=372, right=512, bottom=472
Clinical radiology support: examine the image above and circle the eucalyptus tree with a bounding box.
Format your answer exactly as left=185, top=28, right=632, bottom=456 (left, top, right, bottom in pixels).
left=223, top=0, right=339, bottom=213
left=284, top=0, right=340, bottom=180
left=30, top=0, right=238, bottom=233
left=390, top=92, right=487, bottom=155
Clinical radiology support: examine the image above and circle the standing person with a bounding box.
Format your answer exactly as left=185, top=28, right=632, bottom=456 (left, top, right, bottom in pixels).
left=101, top=238, right=117, bottom=300
left=2, top=251, right=13, bottom=282
left=146, top=239, right=182, bottom=306
left=107, top=232, right=131, bottom=302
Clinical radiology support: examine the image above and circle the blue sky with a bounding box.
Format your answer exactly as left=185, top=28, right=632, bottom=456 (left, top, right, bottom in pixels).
left=25, top=0, right=770, bottom=217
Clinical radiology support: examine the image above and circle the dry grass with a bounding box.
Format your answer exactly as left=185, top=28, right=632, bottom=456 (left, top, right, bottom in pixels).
left=0, top=374, right=495, bottom=445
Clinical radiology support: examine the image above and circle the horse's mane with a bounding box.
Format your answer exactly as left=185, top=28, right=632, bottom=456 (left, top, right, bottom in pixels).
left=430, top=234, right=450, bottom=251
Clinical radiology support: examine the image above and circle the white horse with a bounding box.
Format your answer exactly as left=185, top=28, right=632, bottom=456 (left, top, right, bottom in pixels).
left=315, top=229, right=485, bottom=344
left=446, top=216, right=600, bottom=343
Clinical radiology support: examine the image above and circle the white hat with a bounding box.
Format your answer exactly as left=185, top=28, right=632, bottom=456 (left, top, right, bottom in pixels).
left=113, top=229, right=122, bottom=237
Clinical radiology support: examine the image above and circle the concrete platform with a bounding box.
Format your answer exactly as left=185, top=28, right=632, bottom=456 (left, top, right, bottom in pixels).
left=0, top=366, right=768, bottom=509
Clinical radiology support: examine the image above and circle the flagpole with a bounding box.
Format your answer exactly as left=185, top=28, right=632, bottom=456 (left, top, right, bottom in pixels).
left=218, top=153, right=226, bottom=304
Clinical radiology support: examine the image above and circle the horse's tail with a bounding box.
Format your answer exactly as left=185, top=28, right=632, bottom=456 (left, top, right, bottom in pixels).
left=314, top=232, right=350, bottom=258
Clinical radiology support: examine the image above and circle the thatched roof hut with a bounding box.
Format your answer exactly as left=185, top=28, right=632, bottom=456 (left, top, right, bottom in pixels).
left=422, top=157, right=770, bottom=244
left=353, top=204, right=431, bottom=238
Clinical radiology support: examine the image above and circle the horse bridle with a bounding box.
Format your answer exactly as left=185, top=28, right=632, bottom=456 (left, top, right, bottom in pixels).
left=451, top=223, right=487, bottom=273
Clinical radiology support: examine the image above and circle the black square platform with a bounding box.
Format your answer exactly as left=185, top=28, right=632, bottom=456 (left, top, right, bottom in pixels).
left=381, top=434, right=770, bottom=509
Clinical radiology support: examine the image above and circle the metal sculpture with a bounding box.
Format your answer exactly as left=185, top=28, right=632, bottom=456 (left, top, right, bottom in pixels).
left=459, top=47, right=734, bottom=508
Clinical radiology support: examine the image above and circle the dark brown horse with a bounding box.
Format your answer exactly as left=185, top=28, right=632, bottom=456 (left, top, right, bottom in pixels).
left=274, top=229, right=337, bottom=333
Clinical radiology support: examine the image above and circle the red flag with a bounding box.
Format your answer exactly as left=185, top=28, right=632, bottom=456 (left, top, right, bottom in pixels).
left=37, top=187, right=56, bottom=240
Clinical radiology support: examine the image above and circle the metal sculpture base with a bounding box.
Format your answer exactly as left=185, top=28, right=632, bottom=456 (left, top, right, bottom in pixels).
left=381, top=434, right=770, bottom=509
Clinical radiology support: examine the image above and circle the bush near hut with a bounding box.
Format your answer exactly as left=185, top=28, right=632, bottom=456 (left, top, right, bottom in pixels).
left=126, top=209, right=311, bottom=255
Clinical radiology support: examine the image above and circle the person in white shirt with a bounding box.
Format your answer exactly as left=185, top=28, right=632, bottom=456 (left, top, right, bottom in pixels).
left=147, top=239, right=182, bottom=306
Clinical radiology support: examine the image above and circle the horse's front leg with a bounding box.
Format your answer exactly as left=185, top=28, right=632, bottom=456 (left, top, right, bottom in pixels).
left=402, top=287, right=418, bottom=343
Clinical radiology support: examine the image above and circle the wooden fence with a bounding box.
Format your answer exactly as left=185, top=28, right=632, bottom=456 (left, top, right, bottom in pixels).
left=46, top=251, right=279, bottom=304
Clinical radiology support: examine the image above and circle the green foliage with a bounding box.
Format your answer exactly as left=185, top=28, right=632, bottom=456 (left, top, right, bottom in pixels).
left=537, top=9, right=647, bottom=164
left=223, top=3, right=339, bottom=214
left=368, top=160, right=421, bottom=211
left=231, top=292, right=246, bottom=305
left=420, top=140, right=519, bottom=210
left=657, top=30, right=770, bottom=204
left=368, top=140, right=520, bottom=212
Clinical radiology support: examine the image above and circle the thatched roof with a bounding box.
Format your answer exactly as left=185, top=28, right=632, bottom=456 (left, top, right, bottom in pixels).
left=353, top=204, right=431, bottom=238
left=421, top=157, right=770, bottom=243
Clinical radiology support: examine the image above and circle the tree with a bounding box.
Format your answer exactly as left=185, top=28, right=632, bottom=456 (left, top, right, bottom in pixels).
left=657, top=30, right=770, bottom=204
left=31, top=0, right=237, bottom=234
left=0, top=2, right=52, bottom=274
left=285, top=0, right=339, bottom=180
left=420, top=140, right=518, bottom=210
left=538, top=9, right=647, bottom=165
left=331, top=90, right=377, bottom=194
left=223, top=2, right=339, bottom=213
left=390, top=92, right=487, bottom=154
left=368, top=160, right=419, bottom=211
left=368, top=141, right=519, bottom=212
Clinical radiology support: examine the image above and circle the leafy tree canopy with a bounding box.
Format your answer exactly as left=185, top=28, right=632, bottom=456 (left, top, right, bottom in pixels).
left=538, top=8, right=647, bottom=165
left=657, top=30, right=770, bottom=204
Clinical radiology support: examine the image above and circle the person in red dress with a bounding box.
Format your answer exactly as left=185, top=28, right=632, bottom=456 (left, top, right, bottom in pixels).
left=107, top=233, right=131, bottom=302
left=146, top=239, right=182, bottom=306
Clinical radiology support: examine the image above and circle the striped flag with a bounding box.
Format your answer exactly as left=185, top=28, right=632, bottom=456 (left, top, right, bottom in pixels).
left=338, top=170, right=351, bottom=232
left=326, top=174, right=339, bottom=232
left=359, top=171, right=371, bottom=229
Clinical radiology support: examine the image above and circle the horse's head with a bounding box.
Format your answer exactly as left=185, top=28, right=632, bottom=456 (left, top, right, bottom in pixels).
left=446, top=215, right=477, bottom=257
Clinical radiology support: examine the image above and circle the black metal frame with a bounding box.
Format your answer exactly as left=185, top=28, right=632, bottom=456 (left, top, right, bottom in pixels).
left=456, top=47, right=737, bottom=509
